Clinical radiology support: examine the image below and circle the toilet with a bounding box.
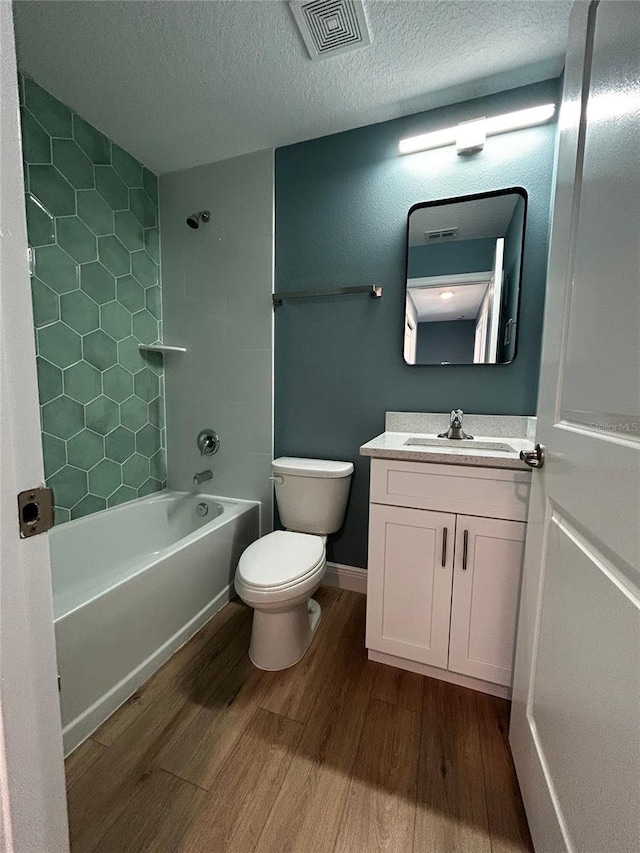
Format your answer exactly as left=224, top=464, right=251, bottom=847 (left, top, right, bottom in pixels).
left=235, top=457, right=353, bottom=671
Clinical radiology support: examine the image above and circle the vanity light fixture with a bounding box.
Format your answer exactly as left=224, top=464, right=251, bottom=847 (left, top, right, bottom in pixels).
left=398, top=103, right=556, bottom=156
left=440, top=291, right=454, bottom=300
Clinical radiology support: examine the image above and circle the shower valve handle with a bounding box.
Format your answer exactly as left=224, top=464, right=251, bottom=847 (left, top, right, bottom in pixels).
left=197, top=429, right=220, bottom=456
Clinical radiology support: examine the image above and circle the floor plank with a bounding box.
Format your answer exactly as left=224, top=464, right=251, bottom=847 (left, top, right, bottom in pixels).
left=371, top=660, right=425, bottom=713
left=258, top=585, right=346, bottom=722
left=334, top=698, right=421, bottom=853
left=175, top=708, right=304, bottom=853
left=476, top=693, right=534, bottom=853
left=64, top=738, right=108, bottom=791
left=156, top=644, right=275, bottom=789
left=92, top=768, right=205, bottom=853
left=158, top=589, right=350, bottom=789
left=253, top=592, right=376, bottom=853
left=155, top=591, right=348, bottom=790
left=92, top=599, right=247, bottom=747
left=415, top=677, right=492, bottom=853
left=66, top=604, right=252, bottom=852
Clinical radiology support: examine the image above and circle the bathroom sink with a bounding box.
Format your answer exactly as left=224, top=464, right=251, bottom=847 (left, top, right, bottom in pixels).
left=403, top=437, right=517, bottom=453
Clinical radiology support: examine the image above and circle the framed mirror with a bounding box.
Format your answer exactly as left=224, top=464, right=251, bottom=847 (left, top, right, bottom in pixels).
left=404, top=188, right=527, bottom=366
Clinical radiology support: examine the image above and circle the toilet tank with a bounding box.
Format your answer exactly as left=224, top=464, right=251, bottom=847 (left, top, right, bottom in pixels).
left=272, top=457, right=354, bottom=535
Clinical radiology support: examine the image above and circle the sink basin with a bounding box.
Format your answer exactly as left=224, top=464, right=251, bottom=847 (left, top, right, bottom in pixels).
left=404, top=437, right=517, bottom=453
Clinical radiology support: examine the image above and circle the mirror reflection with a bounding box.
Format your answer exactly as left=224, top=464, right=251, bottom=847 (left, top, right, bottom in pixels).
left=404, top=189, right=526, bottom=366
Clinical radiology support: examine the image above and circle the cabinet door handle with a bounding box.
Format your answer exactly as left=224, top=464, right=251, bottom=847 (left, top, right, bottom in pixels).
left=441, top=527, right=448, bottom=567
left=462, top=529, right=469, bottom=571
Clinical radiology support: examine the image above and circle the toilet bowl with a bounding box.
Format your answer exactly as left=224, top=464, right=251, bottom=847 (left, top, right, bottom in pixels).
left=236, top=530, right=326, bottom=670
left=235, top=457, right=353, bottom=671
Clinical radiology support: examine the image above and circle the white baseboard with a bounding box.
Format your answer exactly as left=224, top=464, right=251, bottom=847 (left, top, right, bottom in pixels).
left=323, top=562, right=368, bottom=594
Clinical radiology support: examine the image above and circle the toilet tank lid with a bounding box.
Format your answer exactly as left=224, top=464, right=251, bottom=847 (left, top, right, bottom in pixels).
left=272, top=457, right=354, bottom=479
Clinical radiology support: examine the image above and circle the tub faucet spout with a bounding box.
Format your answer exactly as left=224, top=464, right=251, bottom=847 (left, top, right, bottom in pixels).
left=193, top=469, right=213, bottom=486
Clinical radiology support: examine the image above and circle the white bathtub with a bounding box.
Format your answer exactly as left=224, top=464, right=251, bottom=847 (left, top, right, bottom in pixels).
left=50, top=491, right=260, bottom=755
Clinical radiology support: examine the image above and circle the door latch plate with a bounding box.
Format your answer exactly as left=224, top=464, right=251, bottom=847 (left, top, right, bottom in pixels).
left=18, top=487, right=54, bottom=538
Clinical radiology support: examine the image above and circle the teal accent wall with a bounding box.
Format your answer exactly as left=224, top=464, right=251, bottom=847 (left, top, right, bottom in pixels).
left=408, top=237, right=496, bottom=278
left=19, top=73, right=166, bottom=524
left=417, top=320, right=476, bottom=364
left=275, top=79, right=560, bottom=568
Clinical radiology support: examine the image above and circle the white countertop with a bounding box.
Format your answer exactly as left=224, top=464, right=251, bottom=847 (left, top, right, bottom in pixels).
left=360, top=431, right=534, bottom=469
left=360, top=413, right=536, bottom=470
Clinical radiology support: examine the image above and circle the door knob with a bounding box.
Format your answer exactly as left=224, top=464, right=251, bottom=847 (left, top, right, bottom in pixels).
left=520, top=443, right=546, bottom=469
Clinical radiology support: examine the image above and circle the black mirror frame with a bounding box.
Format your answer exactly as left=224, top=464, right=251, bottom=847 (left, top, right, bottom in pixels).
left=404, top=186, right=528, bottom=367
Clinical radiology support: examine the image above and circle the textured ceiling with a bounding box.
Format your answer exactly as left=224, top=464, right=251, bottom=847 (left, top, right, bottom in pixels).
left=13, top=0, right=572, bottom=175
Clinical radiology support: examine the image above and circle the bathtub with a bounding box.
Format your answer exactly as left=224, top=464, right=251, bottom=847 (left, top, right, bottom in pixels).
left=50, top=491, right=260, bottom=755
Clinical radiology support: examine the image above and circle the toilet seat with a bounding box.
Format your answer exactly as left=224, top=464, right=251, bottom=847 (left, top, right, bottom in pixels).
left=237, top=530, right=325, bottom=591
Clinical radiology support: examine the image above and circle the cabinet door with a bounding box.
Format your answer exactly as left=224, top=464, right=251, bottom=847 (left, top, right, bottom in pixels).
left=449, top=515, right=526, bottom=686
left=366, top=503, right=455, bottom=668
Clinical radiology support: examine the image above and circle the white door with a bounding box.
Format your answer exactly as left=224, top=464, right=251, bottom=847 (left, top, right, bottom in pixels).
left=474, top=237, right=504, bottom=364
left=0, top=6, right=70, bottom=851
left=486, top=237, right=504, bottom=363
left=366, top=504, right=455, bottom=668
left=510, top=3, right=640, bottom=852
left=403, top=311, right=417, bottom=365
left=449, top=515, right=526, bottom=687
left=474, top=286, right=489, bottom=363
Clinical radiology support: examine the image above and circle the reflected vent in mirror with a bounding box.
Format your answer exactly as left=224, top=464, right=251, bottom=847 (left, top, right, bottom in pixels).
left=425, top=227, right=458, bottom=241
left=290, top=0, right=372, bottom=61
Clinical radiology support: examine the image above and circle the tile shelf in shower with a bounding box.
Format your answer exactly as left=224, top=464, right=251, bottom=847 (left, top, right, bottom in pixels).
left=138, top=344, right=187, bottom=354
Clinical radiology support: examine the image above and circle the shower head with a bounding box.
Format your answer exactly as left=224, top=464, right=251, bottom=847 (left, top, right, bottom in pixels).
left=186, top=210, right=210, bottom=229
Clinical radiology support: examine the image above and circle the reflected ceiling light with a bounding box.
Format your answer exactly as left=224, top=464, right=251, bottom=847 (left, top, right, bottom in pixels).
left=440, top=291, right=454, bottom=300
left=398, top=103, right=556, bottom=156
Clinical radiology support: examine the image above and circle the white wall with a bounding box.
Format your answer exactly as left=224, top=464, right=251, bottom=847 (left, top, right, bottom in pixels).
left=160, top=149, right=274, bottom=532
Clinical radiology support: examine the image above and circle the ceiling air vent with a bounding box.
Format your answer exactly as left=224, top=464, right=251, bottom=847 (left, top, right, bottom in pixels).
left=290, top=0, right=372, bottom=61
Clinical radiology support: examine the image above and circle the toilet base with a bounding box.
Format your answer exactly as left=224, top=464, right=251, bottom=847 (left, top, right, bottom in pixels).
left=249, top=597, right=322, bottom=671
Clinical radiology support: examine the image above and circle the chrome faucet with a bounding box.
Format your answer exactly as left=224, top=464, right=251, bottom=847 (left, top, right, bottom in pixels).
left=193, top=469, right=213, bottom=486
left=438, top=409, right=474, bottom=440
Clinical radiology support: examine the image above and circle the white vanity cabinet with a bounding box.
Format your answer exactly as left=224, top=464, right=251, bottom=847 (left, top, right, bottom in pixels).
left=448, top=515, right=526, bottom=686
left=367, top=503, right=456, bottom=669
left=365, top=458, right=530, bottom=697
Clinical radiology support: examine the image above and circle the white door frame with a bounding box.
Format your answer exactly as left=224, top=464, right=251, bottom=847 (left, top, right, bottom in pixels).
left=0, top=5, right=70, bottom=850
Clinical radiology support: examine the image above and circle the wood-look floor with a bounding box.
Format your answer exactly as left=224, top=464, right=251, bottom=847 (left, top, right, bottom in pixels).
left=65, top=588, right=533, bottom=853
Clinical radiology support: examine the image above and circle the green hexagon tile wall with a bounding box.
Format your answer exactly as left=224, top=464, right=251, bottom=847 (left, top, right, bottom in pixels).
left=19, top=72, right=167, bottom=524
